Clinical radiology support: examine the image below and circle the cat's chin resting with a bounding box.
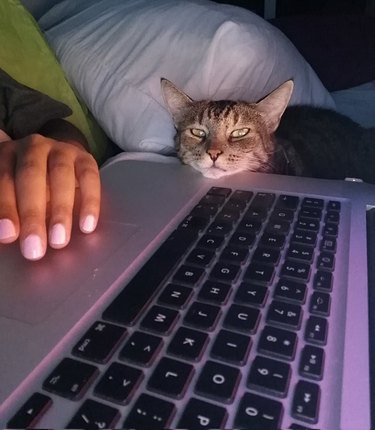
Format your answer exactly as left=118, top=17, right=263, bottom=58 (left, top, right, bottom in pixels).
left=199, top=167, right=241, bottom=179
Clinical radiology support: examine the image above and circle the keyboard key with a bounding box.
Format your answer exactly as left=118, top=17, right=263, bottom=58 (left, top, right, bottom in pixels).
left=206, top=221, right=233, bottom=236
left=234, top=392, right=283, bottom=429
left=309, top=292, right=331, bottom=316
left=173, top=264, right=205, bottom=286
left=191, top=203, right=218, bottom=219
left=237, top=219, right=262, bottom=234
left=220, top=246, right=249, bottom=264
left=119, top=331, right=162, bottom=366
left=235, top=282, right=268, bottom=307
left=244, top=207, right=268, bottom=221
left=140, top=305, right=179, bottom=335
left=7, top=393, right=52, bottom=429
left=313, top=271, right=333, bottom=292
left=299, top=208, right=322, bottom=220
left=94, top=362, right=143, bottom=405
left=123, top=394, right=176, bottom=429
left=210, top=329, right=252, bottom=365
left=247, top=355, right=291, bottom=397
left=72, top=321, right=127, bottom=364
left=147, top=357, right=194, bottom=399
left=274, top=279, right=307, bottom=304
left=287, top=244, right=314, bottom=263
left=292, top=380, right=320, bottom=424
left=231, top=189, right=253, bottom=202
left=43, top=358, right=98, bottom=400
left=258, top=326, right=297, bottom=360
left=266, top=219, right=291, bottom=235
left=102, top=228, right=198, bottom=326
left=299, top=345, right=325, bottom=380
left=325, top=211, right=340, bottom=224
left=178, top=215, right=209, bottom=232
left=178, top=398, right=228, bottom=429
left=186, top=247, right=215, bottom=267
left=305, top=316, right=328, bottom=345
left=280, top=260, right=310, bottom=282
left=184, top=301, right=221, bottom=331
left=215, top=208, right=241, bottom=224
left=320, top=236, right=337, bottom=252
left=317, top=252, right=335, bottom=271
left=195, top=360, right=241, bottom=403
left=302, top=197, right=324, bottom=209
left=251, top=192, right=276, bottom=209
left=252, top=247, right=281, bottom=265
left=198, top=280, right=231, bottom=304
left=323, top=223, right=339, bottom=237
left=327, top=200, right=341, bottom=211
left=229, top=231, right=256, bottom=248
left=223, top=199, right=247, bottom=213
left=199, top=193, right=226, bottom=207
left=291, top=230, right=317, bottom=246
left=167, top=326, right=208, bottom=361
left=271, top=208, right=295, bottom=222
left=223, top=303, right=260, bottom=334
left=157, top=283, right=193, bottom=309
left=66, top=399, right=120, bottom=429
left=277, top=194, right=300, bottom=210
left=244, top=262, right=275, bottom=285
left=266, top=300, right=302, bottom=330
left=296, top=218, right=320, bottom=232
left=197, top=234, right=225, bottom=251
left=210, top=261, right=241, bottom=283
left=259, top=232, right=286, bottom=249
left=208, top=186, right=232, bottom=198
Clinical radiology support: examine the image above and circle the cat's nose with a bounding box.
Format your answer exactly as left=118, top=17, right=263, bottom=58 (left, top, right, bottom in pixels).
left=207, top=149, right=223, bottom=162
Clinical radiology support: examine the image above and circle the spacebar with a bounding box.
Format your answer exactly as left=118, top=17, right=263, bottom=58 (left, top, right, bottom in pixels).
left=102, top=229, right=198, bottom=326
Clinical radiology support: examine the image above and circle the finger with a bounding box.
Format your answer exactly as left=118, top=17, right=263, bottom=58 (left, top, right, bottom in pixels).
left=15, top=138, right=49, bottom=260
left=0, top=142, right=19, bottom=243
left=75, top=153, right=101, bottom=234
left=0, top=129, right=11, bottom=142
left=47, top=147, right=76, bottom=248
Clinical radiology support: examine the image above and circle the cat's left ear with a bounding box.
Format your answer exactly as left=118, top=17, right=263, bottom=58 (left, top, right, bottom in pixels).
left=161, top=78, right=193, bottom=121
left=255, top=80, right=294, bottom=133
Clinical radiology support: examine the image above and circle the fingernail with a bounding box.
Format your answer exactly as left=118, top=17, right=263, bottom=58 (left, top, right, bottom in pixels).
left=81, top=215, right=96, bottom=233
left=49, top=223, right=67, bottom=247
left=22, top=234, right=43, bottom=261
left=0, top=219, right=16, bottom=241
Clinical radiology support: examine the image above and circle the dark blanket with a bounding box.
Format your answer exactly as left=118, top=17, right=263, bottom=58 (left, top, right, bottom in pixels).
left=0, top=68, right=71, bottom=139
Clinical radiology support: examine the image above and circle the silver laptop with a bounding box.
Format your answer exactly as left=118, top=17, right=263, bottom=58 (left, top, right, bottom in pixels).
left=0, top=158, right=374, bottom=429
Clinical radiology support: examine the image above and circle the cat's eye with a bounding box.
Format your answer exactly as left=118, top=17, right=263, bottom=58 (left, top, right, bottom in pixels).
left=190, top=128, right=206, bottom=138
left=231, top=128, right=250, bottom=138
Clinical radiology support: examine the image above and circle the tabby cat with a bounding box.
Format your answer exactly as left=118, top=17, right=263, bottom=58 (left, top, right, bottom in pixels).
left=161, top=78, right=375, bottom=183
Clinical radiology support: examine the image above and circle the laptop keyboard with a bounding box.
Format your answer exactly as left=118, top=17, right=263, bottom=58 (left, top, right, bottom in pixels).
left=7, top=187, right=342, bottom=429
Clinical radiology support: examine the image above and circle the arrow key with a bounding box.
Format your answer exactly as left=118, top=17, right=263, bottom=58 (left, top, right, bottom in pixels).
left=7, top=392, right=52, bottom=428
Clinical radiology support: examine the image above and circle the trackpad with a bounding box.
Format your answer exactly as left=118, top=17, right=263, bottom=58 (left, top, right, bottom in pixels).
left=0, top=221, right=137, bottom=324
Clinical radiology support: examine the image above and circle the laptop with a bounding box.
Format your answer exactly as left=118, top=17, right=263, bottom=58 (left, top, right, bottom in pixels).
left=0, top=156, right=374, bottom=429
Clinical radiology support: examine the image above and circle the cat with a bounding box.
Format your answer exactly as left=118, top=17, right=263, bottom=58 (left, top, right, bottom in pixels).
left=161, top=78, right=375, bottom=183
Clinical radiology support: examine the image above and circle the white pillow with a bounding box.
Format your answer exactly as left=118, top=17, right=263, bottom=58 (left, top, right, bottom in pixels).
left=40, top=0, right=335, bottom=154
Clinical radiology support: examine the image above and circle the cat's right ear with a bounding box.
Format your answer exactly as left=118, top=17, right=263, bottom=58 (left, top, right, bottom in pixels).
left=161, top=78, right=193, bottom=120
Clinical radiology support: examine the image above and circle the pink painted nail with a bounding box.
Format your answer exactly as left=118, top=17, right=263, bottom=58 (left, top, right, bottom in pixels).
left=81, top=215, right=96, bottom=233
left=0, top=219, right=16, bottom=241
left=22, top=234, right=43, bottom=261
left=49, top=223, right=67, bottom=247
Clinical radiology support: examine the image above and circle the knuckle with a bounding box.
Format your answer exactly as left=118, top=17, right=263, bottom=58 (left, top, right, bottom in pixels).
left=16, top=159, right=44, bottom=180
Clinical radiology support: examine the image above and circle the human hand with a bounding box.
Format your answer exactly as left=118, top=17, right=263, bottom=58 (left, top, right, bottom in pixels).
left=0, top=131, right=101, bottom=260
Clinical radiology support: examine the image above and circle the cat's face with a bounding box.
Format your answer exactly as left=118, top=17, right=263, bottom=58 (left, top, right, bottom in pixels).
left=161, top=79, right=294, bottom=178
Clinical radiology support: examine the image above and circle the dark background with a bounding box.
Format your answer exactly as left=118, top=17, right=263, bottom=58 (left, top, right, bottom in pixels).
left=214, top=0, right=373, bottom=17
